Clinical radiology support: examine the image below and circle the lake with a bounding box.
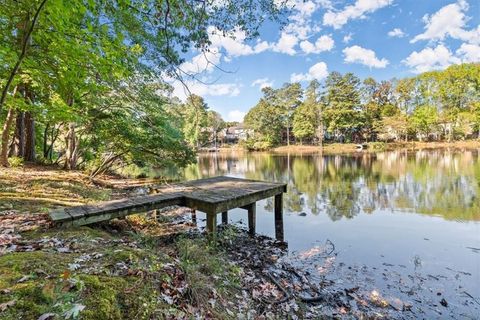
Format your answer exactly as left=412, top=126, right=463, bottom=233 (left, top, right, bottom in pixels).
left=176, top=149, right=480, bottom=317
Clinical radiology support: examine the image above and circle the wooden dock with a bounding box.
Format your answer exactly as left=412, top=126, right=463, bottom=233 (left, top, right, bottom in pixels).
left=50, top=176, right=287, bottom=239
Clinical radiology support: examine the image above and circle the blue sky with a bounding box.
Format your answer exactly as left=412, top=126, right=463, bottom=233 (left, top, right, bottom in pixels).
left=171, top=0, right=480, bottom=122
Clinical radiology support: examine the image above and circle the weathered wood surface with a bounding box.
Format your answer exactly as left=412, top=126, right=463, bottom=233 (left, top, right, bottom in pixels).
left=50, top=176, right=287, bottom=230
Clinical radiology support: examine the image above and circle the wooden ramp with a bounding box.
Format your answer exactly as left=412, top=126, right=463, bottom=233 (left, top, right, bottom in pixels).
left=50, top=176, right=287, bottom=239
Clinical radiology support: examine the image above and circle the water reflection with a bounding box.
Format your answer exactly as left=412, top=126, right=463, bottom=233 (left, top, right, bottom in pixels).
left=183, top=149, right=480, bottom=222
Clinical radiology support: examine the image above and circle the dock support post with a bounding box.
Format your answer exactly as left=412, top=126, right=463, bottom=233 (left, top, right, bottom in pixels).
left=221, top=211, right=228, bottom=224
left=274, top=193, right=284, bottom=241
left=246, top=203, right=256, bottom=235
left=206, top=211, right=217, bottom=234
left=191, top=208, right=197, bottom=224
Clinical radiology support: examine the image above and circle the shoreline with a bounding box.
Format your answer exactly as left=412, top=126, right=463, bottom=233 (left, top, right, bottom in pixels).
left=207, top=140, right=480, bottom=154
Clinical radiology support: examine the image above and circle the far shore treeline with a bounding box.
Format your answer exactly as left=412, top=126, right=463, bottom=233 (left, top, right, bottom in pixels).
left=244, top=63, right=480, bottom=150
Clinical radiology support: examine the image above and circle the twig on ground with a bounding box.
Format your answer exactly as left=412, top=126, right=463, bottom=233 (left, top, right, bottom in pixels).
left=263, top=272, right=292, bottom=304
left=462, top=291, right=480, bottom=306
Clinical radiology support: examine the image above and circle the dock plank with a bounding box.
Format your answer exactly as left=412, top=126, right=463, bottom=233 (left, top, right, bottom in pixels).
left=50, top=176, right=286, bottom=229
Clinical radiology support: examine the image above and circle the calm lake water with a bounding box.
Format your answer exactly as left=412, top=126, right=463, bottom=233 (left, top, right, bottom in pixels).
left=170, top=149, right=480, bottom=317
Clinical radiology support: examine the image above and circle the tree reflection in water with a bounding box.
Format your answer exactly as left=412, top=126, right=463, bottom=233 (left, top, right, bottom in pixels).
left=182, top=149, right=480, bottom=222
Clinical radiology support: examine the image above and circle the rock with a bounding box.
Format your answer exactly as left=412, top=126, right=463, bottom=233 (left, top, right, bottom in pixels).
left=389, top=298, right=404, bottom=311
left=298, top=212, right=307, bottom=217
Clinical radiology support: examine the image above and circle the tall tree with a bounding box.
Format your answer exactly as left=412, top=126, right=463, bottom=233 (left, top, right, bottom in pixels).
left=207, top=111, right=225, bottom=149
left=244, top=98, right=284, bottom=149
left=411, top=105, right=439, bottom=140
left=323, top=72, right=362, bottom=142
left=278, top=83, right=303, bottom=145
left=293, top=80, right=320, bottom=143
left=183, top=95, right=209, bottom=149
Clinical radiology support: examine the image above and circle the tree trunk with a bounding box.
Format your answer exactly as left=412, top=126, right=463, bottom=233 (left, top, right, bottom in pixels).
left=317, top=122, right=323, bottom=149
left=286, top=124, right=290, bottom=146
left=47, top=125, right=60, bottom=161
left=11, top=111, right=25, bottom=157
left=64, top=123, right=79, bottom=170
left=24, top=111, right=35, bottom=162
left=43, top=123, right=50, bottom=159
left=0, top=108, right=16, bottom=166
left=89, top=153, right=122, bottom=179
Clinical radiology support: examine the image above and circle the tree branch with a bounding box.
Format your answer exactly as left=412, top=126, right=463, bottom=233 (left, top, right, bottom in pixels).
left=0, top=0, right=48, bottom=114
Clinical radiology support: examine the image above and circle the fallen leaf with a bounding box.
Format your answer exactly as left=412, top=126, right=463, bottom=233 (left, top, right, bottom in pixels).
left=64, top=304, right=85, bottom=319
left=0, top=300, right=16, bottom=312
left=37, top=313, right=56, bottom=320
left=68, top=263, right=81, bottom=271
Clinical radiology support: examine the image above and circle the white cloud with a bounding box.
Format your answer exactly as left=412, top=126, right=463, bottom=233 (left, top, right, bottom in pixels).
left=323, top=0, right=393, bottom=29
left=272, top=31, right=299, bottom=55
left=411, top=0, right=480, bottom=44
left=287, top=0, right=325, bottom=33
left=180, top=49, right=222, bottom=75
left=343, top=33, right=353, bottom=43
left=171, top=80, right=241, bottom=100
left=293, top=0, right=317, bottom=17
left=270, top=0, right=332, bottom=56
left=226, top=110, right=246, bottom=122
left=403, top=44, right=460, bottom=73
left=251, top=78, right=274, bottom=89
left=253, top=40, right=271, bottom=53
left=290, top=62, right=328, bottom=82
left=300, top=35, right=334, bottom=54
left=208, top=27, right=270, bottom=58
left=388, top=28, right=405, bottom=38
left=456, top=43, right=480, bottom=63
left=343, top=45, right=389, bottom=68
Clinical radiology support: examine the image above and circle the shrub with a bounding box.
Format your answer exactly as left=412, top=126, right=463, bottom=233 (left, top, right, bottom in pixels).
left=8, top=157, right=24, bottom=168
left=368, top=142, right=387, bottom=150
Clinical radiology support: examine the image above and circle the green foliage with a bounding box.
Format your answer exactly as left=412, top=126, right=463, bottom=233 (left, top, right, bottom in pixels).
left=292, top=101, right=317, bottom=142
left=245, top=63, right=480, bottom=145
left=368, top=141, right=387, bottom=150
left=7, top=156, right=23, bottom=167
left=411, top=105, right=439, bottom=140
left=244, top=99, right=284, bottom=147
left=323, top=72, right=363, bottom=141
left=292, top=80, right=321, bottom=142
left=86, top=79, right=196, bottom=178
left=181, top=94, right=209, bottom=148
left=0, top=0, right=286, bottom=169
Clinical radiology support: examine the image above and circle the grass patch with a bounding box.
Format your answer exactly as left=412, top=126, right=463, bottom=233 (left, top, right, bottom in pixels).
left=175, top=231, right=242, bottom=316
left=0, top=166, right=112, bottom=212
left=0, top=224, right=248, bottom=319
left=0, top=226, right=165, bottom=320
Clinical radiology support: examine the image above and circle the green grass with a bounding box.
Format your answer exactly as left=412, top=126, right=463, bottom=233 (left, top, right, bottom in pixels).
left=0, top=225, right=247, bottom=319
left=0, top=167, right=112, bottom=213
left=0, top=227, right=161, bottom=320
